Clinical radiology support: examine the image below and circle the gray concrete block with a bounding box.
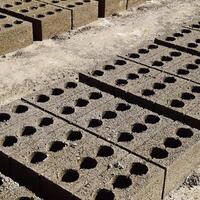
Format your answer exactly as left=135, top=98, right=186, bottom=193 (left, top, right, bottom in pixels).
left=154, top=27, right=200, bottom=57
left=98, top=0, right=127, bottom=17
left=0, top=0, right=71, bottom=41
left=0, top=172, right=41, bottom=199
left=38, top=0, right=98, bottom=29
left=0, top=12, right=33, bottom=55
left=76, top=154, right=164, bottom=200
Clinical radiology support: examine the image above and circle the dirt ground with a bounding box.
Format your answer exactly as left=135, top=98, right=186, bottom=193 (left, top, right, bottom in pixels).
left=0, top=0, right=200, bottom=199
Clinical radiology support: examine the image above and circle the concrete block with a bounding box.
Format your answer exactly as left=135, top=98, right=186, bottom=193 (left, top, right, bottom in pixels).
left=38, top=0, right=98, bottom=29
left=154, top=27, right=200, bottom=57
left=0, top=12, right=33, bottom=55
left=0, top=172, right=41, bottom=199
left=76, top=154, right=164, bottom=200
left=127, top=0, right=145, bottom=9
left=98, top=0, right=127, bottom=17
left=0, top=0, right=71, bottom=41
left=23, top=78, right=114, bottom=123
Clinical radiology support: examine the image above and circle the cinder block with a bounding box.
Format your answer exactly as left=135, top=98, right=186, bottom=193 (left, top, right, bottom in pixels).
left=38, top=0, right=98, bottom=29
left=0, top=12, right=33, bottom=55
left=127, top=0, right=145, bottom=9
left=79, top=57, right=200, bottom=128
left=0, top=172, right=41, bottom=199
left=22, top=78, right=114, bottom=123
left=0, top=0, right=71, bottom=41
left=98, top=0, right=127, bottom=17
left=154, top=27, right=200, bottom=57
left=76, top=154, right=164, bottom=200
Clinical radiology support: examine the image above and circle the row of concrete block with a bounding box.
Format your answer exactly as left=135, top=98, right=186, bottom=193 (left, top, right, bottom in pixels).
left=0, top=0, right=145, bottom=55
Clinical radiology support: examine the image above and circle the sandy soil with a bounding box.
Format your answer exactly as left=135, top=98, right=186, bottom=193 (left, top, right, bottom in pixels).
left=0, top=0, right=200, bottom=199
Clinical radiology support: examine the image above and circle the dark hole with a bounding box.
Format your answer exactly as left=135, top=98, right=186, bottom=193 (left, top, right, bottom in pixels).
left=128, top=53, right=140, bottom=58
left=0, top=177, right=2, bottom=186
left=164, top=137, right=182, bottom=148
left=118, top=132, right=134, bottom=142
left=138, top=68, right=150, bottom=74
left=14, top=105, right=28, bottom=114
left=173, top=33, right=184, bottom=37
left=62, top=169, right=79, bottom=183
left=67, top=130, right=82, bottom=141
left=153, top=83, right=166, bottom=90
left=132, top=123, right=147, bottom=133
left=97, top=145, right=114, bottom=157
left=186, top=64, right=198, bottom=70
left=51, top=88, right=64, bottom=96
left=161, top=56, right=173, bottom=62
left=116, top=103, right=131, bottom=111
left=89, top=92, right=102, bottom=100
left=75, top=98, right=89, bottom=107
left=148, top=44, right=158, bottom=49
left=115, top=79, right=128, bottom=86
left=115, top=60, right=126, bottom=65
left=3, top=136, right=17, bottom=147
left=195, top=59, right=200, bottom=64
left=176, top=128, right=193, bottom=138
left=150, top=147, right=168, bottom=159
left=62, top=106, right=75, bottom=115
left=170, top=99, right=185, bottom=108
left=163, top=76, right=176, bottom=83
left=104, top=65, right=115, bottom=70
left=177, top=69, right=189, bottom=75
left=165, top=36, right=176, bottom=41
left=31, top=152, right=47, bottom=164
left=192, top=86, right=200, bottom=93
left=181, top=92, right=195, bottom=100
left=187, top=43, right=198, bottom=48
left=0, top=113, right=11, bottom=122
left=181, top=29, right=192, bottom=33
left=145, top=115, right=160, bottom=124
left=95, top=189, right=115, bottom=200
left=130, top=162, right=148, bottom=175
left=113, top=175, right=132, bottom=189
left=49, top=141, right=65, bottom=152
left=138, top=48, right=149, bottom=54
left=92, top=70, right=104, bottom=76
left=65, top=82, right=77, bottom=89
left=37, top=94, right=49, bottom=103
left=127, top=73, right=139, bottom=80
left=192, top=24, right=200, bottom=29
left=170, top=51, right=182, bottom=57
left=102, top=111, right=117, bottom=119
left=22, top=126, right=36, bottom=136
left=152, top=61, right=164, bottom=67
left=88, top=119, right=103, bottom=128
left=80, top=157, right=97, bottom=169
left=18, top=197, right=34, bottom=200
left=39, top=117, right=54, bottom=127
left=142, top=89, right=155, bottom=96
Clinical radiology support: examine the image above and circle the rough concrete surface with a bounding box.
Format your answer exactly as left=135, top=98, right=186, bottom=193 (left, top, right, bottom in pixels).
left=0, top=0, right=200, bottom=199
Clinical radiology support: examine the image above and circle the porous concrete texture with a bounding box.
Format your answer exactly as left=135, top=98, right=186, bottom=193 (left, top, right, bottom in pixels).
left=38, top=0, right=98, bottom=29
left=98, top=0, right=127, bottom=17
left=0, top=172, right=41, bottom=199
left=0, top=12, right=33, bottom=55
left=22, top=77, right=114, bottom=122
left=127, top=0, right=145, bottom=9
left=0, top=0, right=71, bottom=40
left=154, top=27, right=200, bottom=57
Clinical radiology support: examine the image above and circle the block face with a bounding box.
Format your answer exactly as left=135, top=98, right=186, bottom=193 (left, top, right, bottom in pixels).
left=127, top=0, right=145, bottom=9
left=0, top=0, right=71, bottom=40
left=23, top=78, right=114, bottom=123
left=154, top=27, right=200, bottom=57
left=0, top=12, right=33, bottom=55
left=39, top=0, right=98, bottom=28
left=98, top=0, right=127, bottom=17
left=0, top=172, right=41, bottom=200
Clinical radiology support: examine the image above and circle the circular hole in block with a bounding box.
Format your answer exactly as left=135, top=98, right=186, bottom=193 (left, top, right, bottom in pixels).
left=95, top=189, right=115, bottom=200
left=51, top=88, right=64, bottom=96
left=150, top=147, right=168, bottom=159
left=113, top=175, right=132, bottom=189
left=152, top=61, right=164, bottom=67
left=138, top=68, right=150, bottom=74
left=148, top=44, right=158, bottom=49
left=37, top=94, right=49, bottom=103
left=163, top=76, right=176, bottom=83
left=170, top=99, right=185, bottom=108
left=128, top=53, right=140, bottom=58
left=170, top=51, right=182, bottom=57
left=97, top=146, right=114, bottom=157
left=138, top=48, right=149, bottom=54
left=3, top=136, right=17, bottom=147
left=127, top=73, right=139, bottom=80
left=187, top=43, right=198, bottom=48
left=13, top=105, right=28, bottom=114
left=177, top=69, right=189, bottom=75
left=153, top=83, right=166, bottom=90
left=116, top=103, right=131, bottom=111
left=22, top=126, right=36, bottom=136
left=49, top=141, right=65, bottom=152
left=102, top=111, right=117, bottom=119
left=31, top=152, right=47, bottom=164
left=145, top=115, right=160, bottom=124
left=165, top=36, right=176, bottom=41
left=75, top=98, right=89, bottom=107
left=132, top=123, right=147, bottom=133
left=92, top=70, right=104, bottom=77
left=89, top=92, right=102, bottom=100
left=103, top=65, right=115, bottom=70
left=114, top=60, right=126, bottom=66
left=176, top=128, right=193, bottom=138
left=19, top=197, right=34, bottom=200
left=115, top=79, right=128, bottom=86
left=67, top=130, right=82, bottom=141
left=142, top=89, right=155, bottom=96
left=80, top=157, right=97, bottom=169
left=88, top=119, right=103, bottom=128
left=161, top=56, right=173, bottom=62
left=65, top=82, right=77, bottom=89
left=118, top=132, right=134, bottom=142
left=62, top=169, right=79, bottom=183
left=0, top=113, right=11, bottom=122
left=181, top=92, right=195, bottom=100
left=62, top=106, right=75, bottom=115
left=192, top=86, right=200, bottom=93
left=186, top=64, right=198, bottom=70
left=164, top=137, right=182, bottom=148
left=39, top=117, right=54, bottom=127
left=130, top=162, right=148, bottom=175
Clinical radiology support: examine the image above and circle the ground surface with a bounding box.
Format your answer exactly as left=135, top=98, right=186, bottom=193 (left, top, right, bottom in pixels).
left=0, top=0, right=200, bottom=199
